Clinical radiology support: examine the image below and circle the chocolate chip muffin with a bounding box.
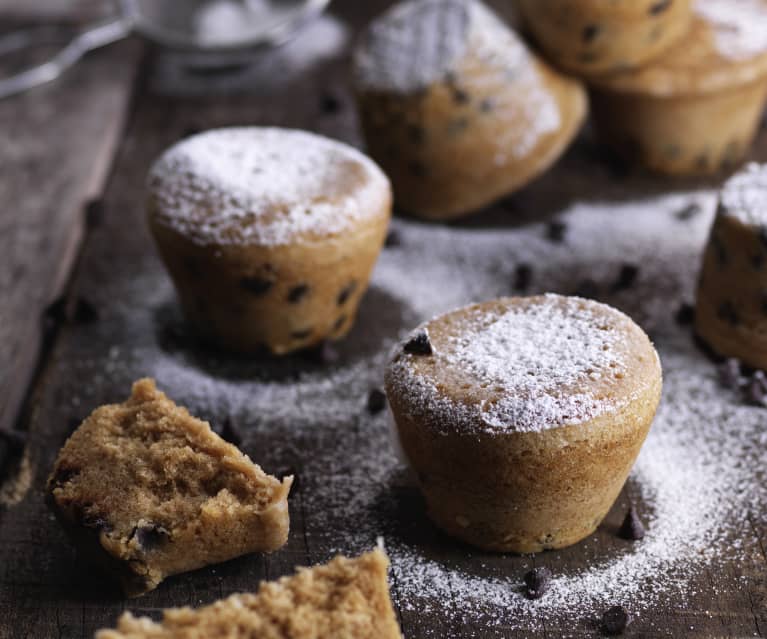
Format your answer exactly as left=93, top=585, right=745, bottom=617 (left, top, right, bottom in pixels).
left=47, top=379, right=292, bottom=596
left=589, top=0, right=767, bottom=175
left=96, top=549, right=403, bottom=638
left=352, top=0, right=587, bottom=220
left=385, top=295, right=662, bottom=552
left=517, top=0, right=693, bottom=75
left=697, top=164, right=767, bottom=368
left=148, top=127, right=391, bottom=354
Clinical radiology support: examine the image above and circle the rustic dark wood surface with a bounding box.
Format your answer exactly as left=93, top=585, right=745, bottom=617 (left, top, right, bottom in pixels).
left=1, top=1, right=766, bottom=637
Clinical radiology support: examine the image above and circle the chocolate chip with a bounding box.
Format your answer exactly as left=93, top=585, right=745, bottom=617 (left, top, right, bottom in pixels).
left=385, top=228, right=402, bottom=248
left=183, top=125, right=201, bottom=138
left=747, top=371, right=767, bottom=407
left=649, top=0, right=672, bottom=15
left=337, top=282, right=357, bottom=306
left=717, top=301, right=740, bottom=326
left=452, top=88, right=470, bottom=104
left=367, top=388, right=387, bottom=415
left=601, top=605, right=630, bottom=635
left=404, top=329, right=433, bottom=355
left=514, top=263, right=533, bottom=292
left=217, top=416, right=242, bottom=446
left=333, top=315, right=347, bottom=331
left=84, top=198, right=105, bottom=228
left=0, top=429, right=26, bottom=454
left=675, top=303, right=695, bottom=325
left=320, top=93, right=341, bottom=114
left=133, top=524, right=170, bottom=551
left=74, top=298, right=98, bottom=324
left=674, top=202, right=701, bottom=221
left=582, top=24, right=600, bottom=42
left=574, top=279, right=601, bottom=299
left=287, top=284, right=310, bottom=304
left=240, top=276, right=274, bottom=296
left=523, top=567, right=552, bottom=600
left=407, top=124, right=425, bottom=145
left=618, top=506, right=646, bottom=540
left=291, top=328, right=313, bottom=340
left=718, top=358, right=743, bottom=390
left=545, top=220, right=567, bottom=243
left=611, top=264, right=639, bottom=292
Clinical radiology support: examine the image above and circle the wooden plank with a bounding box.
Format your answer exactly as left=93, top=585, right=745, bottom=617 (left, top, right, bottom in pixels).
left=0, top=37, right=142, bottom=436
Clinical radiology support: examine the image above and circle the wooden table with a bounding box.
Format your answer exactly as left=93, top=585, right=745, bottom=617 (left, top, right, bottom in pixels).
left=1, top=1, right=766, bottom=637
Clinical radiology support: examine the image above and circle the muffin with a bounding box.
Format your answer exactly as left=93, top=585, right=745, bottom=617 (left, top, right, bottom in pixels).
left=697, top=163, right=767, bottom=368
left=148, top=127, right=391, bottom=354
left=589, top=0, right=767, bottom=176
left=352, top=0, right=587, bottom=220
left=385, top=294, right=662, bottom=552
left=516, top=0, right=693, bottom=75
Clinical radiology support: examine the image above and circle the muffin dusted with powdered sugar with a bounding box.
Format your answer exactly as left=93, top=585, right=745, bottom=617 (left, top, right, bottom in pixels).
left=352, top=0, right=587, bottom=220
left=147, top=127, right=391, bottom=355
left=385, top=294, right=662, bottom=552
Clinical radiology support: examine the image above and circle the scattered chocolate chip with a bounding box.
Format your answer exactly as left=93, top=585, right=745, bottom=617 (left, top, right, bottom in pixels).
left=611, top=264, right=639, bottom=292
left=452, top=88, right=470, bottom=104
left=618, top=506, right=646, bottom=540
left=218, top=416, right=242, bottom=446
left=675, top=303, right=695, bottom=325
left=523, top=567, right=552, bottom=600
left=601, top=605, right=630, bottom=635
left=717, top=301, right=740, bottom=326
left=545, top=220, right=567, bottom=243
left=674, top=202, right=701, bottom=221
left=582, top=24, right=600, bottom=42
left=319, top=93, right=341, bottom=114
left=291, top=328, right=313, bottom=340
left=73, top=298, right=99, bottom=324
left=747, top=371, right=767, bottom=407
left=384, top=228, right=402, bottom=248
left=648, top=0, right=672, bottom=15
left=84, top=198, right=105, bottom=228
left=718, top=358, right=743, bottom=390
left=337, top=282, right=357, bottom=306
left=44, top=296, right=99, bottom=325
left=574, top=279, right=601, bottom=299
left=514, top=263, right=533, bottom=292
left=404, top=329, right=433, bottom=355
left=240, top=276, right=274, bottom=296
left=367, top=388, right=387, bottom=415
left=287, top=284, right=310, bottom=304
left=133, top=524, right=170, bottom=551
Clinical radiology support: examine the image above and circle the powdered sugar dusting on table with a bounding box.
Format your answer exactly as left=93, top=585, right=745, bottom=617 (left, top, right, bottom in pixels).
left=696, top=0, right=767, bottom=60
left=388, top=295, right=648, bottom=434
left=148, top=127, right=389, bottom=246
left=719, top=161, right=767, bottom=224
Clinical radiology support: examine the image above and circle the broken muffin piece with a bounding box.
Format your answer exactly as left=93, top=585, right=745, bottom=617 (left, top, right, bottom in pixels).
left=95, top=549, right=403, bottom=639
left=46, top=378, right=292, bottom=597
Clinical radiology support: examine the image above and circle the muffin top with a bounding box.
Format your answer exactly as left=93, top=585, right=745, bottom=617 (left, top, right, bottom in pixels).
left=385, top=294, right=660, bottom=435
left=353, top=0, right=529, bottom=94
left=719, top=162, right=767, bottom=226
left=148, top=127, right=391, bottom=247
left=590, top=0, right=767, bottom=96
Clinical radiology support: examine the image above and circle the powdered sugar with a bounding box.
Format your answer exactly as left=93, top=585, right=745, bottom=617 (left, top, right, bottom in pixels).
left=388, top=295, right=648, bottom=434
left=719, top=161, right=767, bottom=225
left=148, top=127, right=390, bottom=246
left=696, top=0, right=767, bottom=60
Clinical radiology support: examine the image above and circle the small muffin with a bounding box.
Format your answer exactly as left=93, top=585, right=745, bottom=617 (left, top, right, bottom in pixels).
left=148, top=127, right=391, bottom=354
left=697, top=164, right=767, bottom=368
left=352, top=0, right=587, bottom=220
left=385, top=295, right=662, bottom=553
left=517, top=0, right=693, bottom=75
left=47, top=379, right=292, bottom=596
left=589, top=0, right=767, bottom=176
left=96, top=549, right=402, bottom=639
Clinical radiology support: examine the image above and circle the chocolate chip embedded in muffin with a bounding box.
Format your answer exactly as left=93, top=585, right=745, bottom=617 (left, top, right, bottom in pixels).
left=338, top=282, right=358, bottom=306
left=403, top=329, right=433, bottom=355
left=287, top=284, right=310, bottom=304
left=240, top=276, right=274, bottom=296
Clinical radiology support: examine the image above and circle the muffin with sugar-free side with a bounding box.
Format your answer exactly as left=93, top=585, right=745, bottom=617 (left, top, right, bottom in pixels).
left=385, top=294, right=662, bottom=552
left=588, top=0, right=767, bottom=176
left=147, top=127, right=391, bottom=355
left=352, top=0, right=587, bottom=220
left=516, top=0, right=693, bottom=75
